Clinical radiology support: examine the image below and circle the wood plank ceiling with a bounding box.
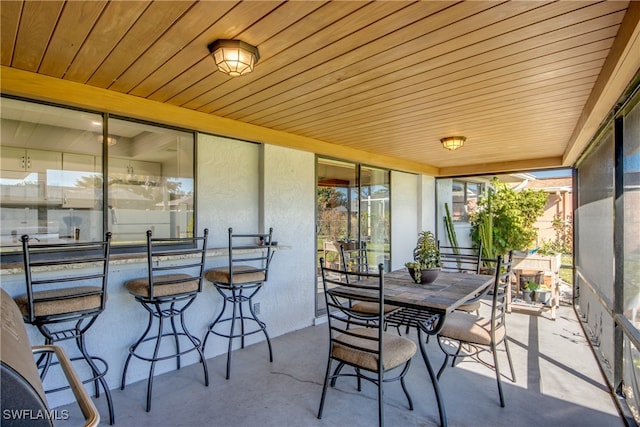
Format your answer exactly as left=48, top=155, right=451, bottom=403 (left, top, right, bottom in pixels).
left=0, top=1, right=636, bottom=175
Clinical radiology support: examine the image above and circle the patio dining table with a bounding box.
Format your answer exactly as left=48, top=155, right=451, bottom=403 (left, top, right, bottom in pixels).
left=333, top=268, right=494, bottom=427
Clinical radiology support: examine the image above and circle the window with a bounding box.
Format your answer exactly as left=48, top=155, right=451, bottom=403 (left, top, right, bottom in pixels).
left=451, top=180, right=482, bottom=222
left=0, top=97, right=194, bottom=254
left=107, top=118, right=194, bottom=244
left=1, top=98, right=104, bottom=250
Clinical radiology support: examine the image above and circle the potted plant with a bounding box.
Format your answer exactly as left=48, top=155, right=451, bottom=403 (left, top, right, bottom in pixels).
left=523, top=280, right=539, bottom=304
left=405, top=230, right=441, bottom=284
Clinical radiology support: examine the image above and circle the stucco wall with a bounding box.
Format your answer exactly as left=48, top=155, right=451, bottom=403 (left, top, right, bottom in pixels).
left=391, top=171, right=419, bottom=271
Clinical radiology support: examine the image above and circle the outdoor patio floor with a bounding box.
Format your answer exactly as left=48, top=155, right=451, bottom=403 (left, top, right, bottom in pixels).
left=61, top=300, right=623, bottom=426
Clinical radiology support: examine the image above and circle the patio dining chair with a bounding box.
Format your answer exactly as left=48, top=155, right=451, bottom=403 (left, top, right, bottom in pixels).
left=436, top=251, right=515, bottom=407
left=439, top=242, right=485, bottom=315
left=340, top=242, right=399, bottom=323
left=318, top=258, right=416, bottom=427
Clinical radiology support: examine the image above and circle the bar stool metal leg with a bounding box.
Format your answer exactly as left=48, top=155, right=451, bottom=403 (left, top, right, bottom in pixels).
left=121, top=296, right=209, bottom=412
left=37, top=321, right=115, bottom=425
left=203, top=284, right=273, bottom=380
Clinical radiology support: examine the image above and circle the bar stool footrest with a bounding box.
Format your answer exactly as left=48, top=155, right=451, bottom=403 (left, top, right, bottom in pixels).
left=128, top=333, right=203, bottom=363
left=207, top=316, right=267, bottom=340
left=40, top=355, right=109, bottom=394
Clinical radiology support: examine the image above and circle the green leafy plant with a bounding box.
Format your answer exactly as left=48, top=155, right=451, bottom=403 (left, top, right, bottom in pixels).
left=524, top=280, right=539, bottom=292
left=405, top=231, right=441, bottom=282
left=470, top=177, right=546, bottom=262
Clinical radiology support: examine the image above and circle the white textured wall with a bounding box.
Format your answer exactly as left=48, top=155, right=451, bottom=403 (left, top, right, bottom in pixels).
left=390, top=172, right=437, bottom=270
left=391, top=171, right=419, bottom=271
left=260, top=145, right=317, bottom=334
left=197, top=134, right=260, bottom=247
left=421, top=174, right=437, bottom=232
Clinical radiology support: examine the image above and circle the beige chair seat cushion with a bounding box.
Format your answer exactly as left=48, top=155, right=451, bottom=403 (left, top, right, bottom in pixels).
left=125, top=274, right=199, bottom=298
left=439, top=311, right=504, bottom=346
left=14, top=286, right=103, bottom=318
left=456, top=300, right=481, bottom=313
left=351, top=301, right=399, bottom=315
left=205, top=266, right=266, bottom=285
left=332, top=327, right=416, bottom=372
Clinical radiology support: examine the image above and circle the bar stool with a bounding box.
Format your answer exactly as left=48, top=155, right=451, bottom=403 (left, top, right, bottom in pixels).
left=120, top=229, right=209, bottom=412
left=14, top=233, right=114, bottom=424
left=202, top=227, right=275, bottom=379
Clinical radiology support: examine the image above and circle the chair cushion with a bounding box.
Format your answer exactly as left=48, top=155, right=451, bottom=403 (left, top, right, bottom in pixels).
left=14, top=286, right=103, bottom=318
left=351, top=301, right=399, bottom=315
left=125, top=274, right=199, bottom=298
left=457, top=300, right=481, bottom=313
left=204, top=266, right=266, bottom=285
left=439, top=311, right=505, bottom=346
left=332, top=327, right=416, bottom=372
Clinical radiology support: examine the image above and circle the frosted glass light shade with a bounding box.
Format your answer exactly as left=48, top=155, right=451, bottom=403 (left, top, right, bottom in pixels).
left=208, top=39, right=260, bottom=77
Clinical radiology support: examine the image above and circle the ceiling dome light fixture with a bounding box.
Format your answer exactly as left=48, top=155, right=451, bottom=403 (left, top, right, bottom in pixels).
left=440, top=136, right=466, bottom=151
left=208, top=39, right=260, bottom=77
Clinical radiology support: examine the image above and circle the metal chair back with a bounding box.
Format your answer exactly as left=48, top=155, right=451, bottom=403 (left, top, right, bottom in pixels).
left=321, top=258, right=386, bottom=338
left=144, top=229, right=209, bottom=300
left=20, top=233, right=112, bottom=324
left=226, top=227, right=274, bottom=287
left=439, top=242, right=483, bottom=274
left=490, top=250, right=514, bottom=341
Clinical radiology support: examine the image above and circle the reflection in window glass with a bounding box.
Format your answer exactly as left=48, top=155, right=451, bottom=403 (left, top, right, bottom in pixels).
left=107, top=119, right=194, bottom=243
left=623, top=98, right=640, bottom=327
left=451, top=180, right=482, bottom=222
left=360, top=166, right=390, bottom=272
left=0, top=98, right=103, bottom=250
left=315, top=159, right=391, bottom=316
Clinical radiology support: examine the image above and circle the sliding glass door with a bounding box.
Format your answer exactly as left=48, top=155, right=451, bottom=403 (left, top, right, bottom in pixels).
left=315, top=158, right=390, bottom=316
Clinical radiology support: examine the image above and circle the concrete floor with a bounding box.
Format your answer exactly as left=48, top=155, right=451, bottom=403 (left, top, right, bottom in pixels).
left=61, top=301, right=622, bottom=427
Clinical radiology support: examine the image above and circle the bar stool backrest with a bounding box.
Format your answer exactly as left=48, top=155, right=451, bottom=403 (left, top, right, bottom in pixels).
left=145, top=229, right=209, bottom=300
left=226, top=227, right=274, bottom=287
left=20, top=233, right=112, bottom=324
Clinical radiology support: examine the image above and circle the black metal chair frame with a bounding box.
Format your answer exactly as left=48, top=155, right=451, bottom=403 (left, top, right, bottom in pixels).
left=202, top=227, right=275, bottom=379
left=317, top=258, right=414, bottom=427
left=19, top=233, right=114, bottom=424
left=340, top=243, right=401, bottom=332
left=439, top=242, right=483, bottom=274
left=121, top=229, right=209, bottom=412
left=436, top=251, right=516, bottom=407
left=340, top=241, right=369, bottom=274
